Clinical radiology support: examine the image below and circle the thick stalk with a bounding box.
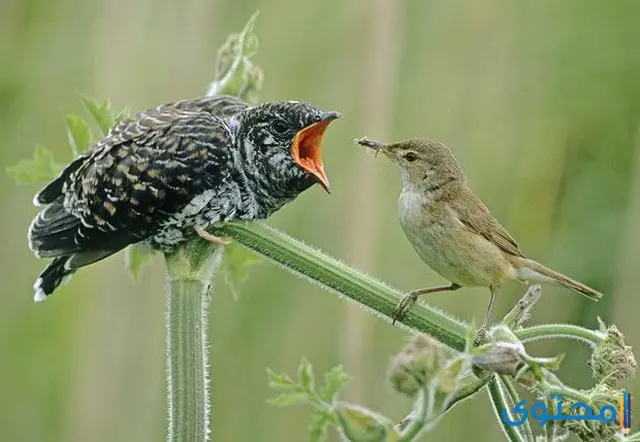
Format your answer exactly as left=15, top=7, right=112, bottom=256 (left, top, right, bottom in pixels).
left=215, top=221, right=469, bottom=351
left=165, top=245, right=222, bottom=442
left=162, top=14, right=261, bottom=441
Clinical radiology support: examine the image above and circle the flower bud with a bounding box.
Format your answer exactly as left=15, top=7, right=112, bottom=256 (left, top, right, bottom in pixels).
left=334, top=402, right=399, bottom=442
left=589, top=318, right=636, bottom=386
left=472, top=342, right=525, bottom=376
left=554, top=383, right=621, bottom=441
left=388, top=334, right=446, bottom=398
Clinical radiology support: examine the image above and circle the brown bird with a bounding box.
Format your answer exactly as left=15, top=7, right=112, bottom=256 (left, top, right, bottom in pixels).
left=356, top=137, right=602, bottom=326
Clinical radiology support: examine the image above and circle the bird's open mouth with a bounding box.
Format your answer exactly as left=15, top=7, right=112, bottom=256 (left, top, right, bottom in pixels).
left=291, top=112, right=340, bottom=192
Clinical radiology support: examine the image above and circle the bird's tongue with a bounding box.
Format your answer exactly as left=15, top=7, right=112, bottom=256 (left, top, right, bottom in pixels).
left=291, top=120, right=333, bottom=192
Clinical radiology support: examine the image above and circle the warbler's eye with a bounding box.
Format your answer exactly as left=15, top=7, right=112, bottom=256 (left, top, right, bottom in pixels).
left=271, top=119, right=289, bottom=135
left=404, top=152, right=418, bottom=162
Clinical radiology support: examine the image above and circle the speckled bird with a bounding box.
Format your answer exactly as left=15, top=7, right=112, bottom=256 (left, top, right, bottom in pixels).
left=28, top=95, right=340, bottom=301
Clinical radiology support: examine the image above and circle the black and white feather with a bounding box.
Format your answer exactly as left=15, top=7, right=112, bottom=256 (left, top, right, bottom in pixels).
left=29, top=95, right=338, bottom=301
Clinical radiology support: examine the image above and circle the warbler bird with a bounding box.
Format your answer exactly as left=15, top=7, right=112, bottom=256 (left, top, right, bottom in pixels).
left=29, top=95, right=340, bottom=300
left=356, top=137, right=602, bottom=326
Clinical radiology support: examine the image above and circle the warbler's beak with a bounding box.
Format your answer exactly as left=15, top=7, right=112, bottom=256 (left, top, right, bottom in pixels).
left=354, top=137, right=389, bottom=158
left=292, top=111, right=341, bottom=192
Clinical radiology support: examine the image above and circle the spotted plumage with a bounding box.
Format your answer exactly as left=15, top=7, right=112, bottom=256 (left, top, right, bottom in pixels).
left=29, top=95, right=340, bottom=300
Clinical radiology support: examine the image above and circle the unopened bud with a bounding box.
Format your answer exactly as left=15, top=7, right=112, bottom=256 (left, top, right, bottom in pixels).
left=554, top=383, right=620, bottom=441
left=589, top=318, right=636, bottom=386
left=388, top=334, right=446, bottom=398
left=472, top=342, right=525, bottom=376
left=335, top=402, right=399, bottom=442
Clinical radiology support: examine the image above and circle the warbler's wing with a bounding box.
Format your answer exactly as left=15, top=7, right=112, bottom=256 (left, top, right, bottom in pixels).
left=30, top=109, right=234, bottom=258
left=450, top=188, right=525, bottom=258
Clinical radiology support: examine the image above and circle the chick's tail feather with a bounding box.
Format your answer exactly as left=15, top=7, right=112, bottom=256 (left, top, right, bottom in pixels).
left=513, top=257, right=603, bottom=302
left=33, top=257, right=74, bottom=302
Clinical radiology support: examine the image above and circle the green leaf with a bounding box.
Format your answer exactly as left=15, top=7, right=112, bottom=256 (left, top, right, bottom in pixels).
left=308, top=410, right=331, bottom=442
left=267, top=393, right=307, bottom=407
left=65, top=115, right=91, bottom=156
left=221, top=241, right=261, bottom=299
left=298, top=358, right=315, bottom=392
left=7, top=145, right=62, bottom=183
left=266, top=368, right=297, bottom=390
left=335, top=402, right=393, bottom=442
left=321, top=365, right=349, bottom=402
left=81, top=96, right=117, bottom=135
left=125, top=243, right=155, bottom=279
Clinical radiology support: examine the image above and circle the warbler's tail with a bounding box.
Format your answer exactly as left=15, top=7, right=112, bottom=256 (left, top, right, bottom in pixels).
left=513, top=257, right=603, bottom=302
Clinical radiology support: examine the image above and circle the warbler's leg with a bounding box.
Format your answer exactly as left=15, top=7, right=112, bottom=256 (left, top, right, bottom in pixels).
left=482, top=288, right=497, bottom=328
left=392, top=283, right=461, bottom=325
left=194, top=225, right=231, bottom=245
left=474, top=287, right=498, bottom=346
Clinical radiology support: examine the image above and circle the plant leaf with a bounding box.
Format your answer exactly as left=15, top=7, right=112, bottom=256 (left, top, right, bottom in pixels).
left=81, top=96, right=117, bottom=135
left=321, top=365, right=349, bottom=403
left=308, top=410, right=331, bottom=442
left=65, top=115, right=91, bottom=156
left=298, top=358, right=315, bottom=392
left=7, top=145, right=62, bottom=184
left=267, top=393, right=307, bottom=407
left=266, top=368, right=297, bottom=390
left=125, top=243, right=154, bottom=279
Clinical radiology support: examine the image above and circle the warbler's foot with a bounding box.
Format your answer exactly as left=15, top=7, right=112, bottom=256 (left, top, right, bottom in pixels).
left=194, top=226, right=231, bottom=245
left=392, top=293, right=418, bottom=325
left=473, top=327, right=489, bottom=347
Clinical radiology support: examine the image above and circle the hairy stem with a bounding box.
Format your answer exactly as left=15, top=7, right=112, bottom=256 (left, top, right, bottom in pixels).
left=515, top=323, right=604, bottom=347
left=215, top=221, right=469, bottom=351
left=165, top=246, right=223, bottom=442
left=398, top=388, right=430, bottom=442
left=499, top=375, right=533, bottom=441
left=487, top=376, right=528, bottom=442
left=162, top=13, right=262, bottom=442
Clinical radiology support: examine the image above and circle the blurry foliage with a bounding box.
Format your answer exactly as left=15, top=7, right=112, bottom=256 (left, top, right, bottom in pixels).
left=267, top=358, right=351, bottom=442
left=2, top=0, right=640, bottom=441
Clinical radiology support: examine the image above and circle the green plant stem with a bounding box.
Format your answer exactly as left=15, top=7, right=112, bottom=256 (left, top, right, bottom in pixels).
left=499, top=375, right=533, bottom=441
left=443, top=372, right=491, bottom=413
left=161, top=14, right=261, bottom=442
left=487, top=376, right=528, bottom=442
left=165, top=246, right=223, bottom=442
left=215, top=221, right=469, bottom=351
left=399, top=388, right=430, bottom=442
left=515, top=324, right=604, bottom=347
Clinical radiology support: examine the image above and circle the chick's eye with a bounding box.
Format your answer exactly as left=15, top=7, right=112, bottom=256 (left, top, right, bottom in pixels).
left=271, top=119, right=289, bottom=135
left=404, top=152, right=418, bottom=162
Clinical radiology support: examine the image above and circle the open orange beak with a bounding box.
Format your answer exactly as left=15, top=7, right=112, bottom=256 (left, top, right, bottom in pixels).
left=291, top=111, right=341, bottom=192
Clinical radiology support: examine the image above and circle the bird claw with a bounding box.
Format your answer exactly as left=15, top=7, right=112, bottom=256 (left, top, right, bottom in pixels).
left=194, top=226, right=232, bottom=245
left=392, top=293, right=417, bottom=325
left=473, top=328, right=489, bottom=347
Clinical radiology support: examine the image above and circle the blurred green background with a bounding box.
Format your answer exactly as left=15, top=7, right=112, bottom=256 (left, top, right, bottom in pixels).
left=2, top=0, right=640, bottom=440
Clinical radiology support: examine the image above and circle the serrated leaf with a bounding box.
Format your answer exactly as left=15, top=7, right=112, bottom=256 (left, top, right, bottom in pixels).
left=335, top=403, right=392, bottom=442
left=321, top=365, right=349, bottom=403
left=298, top=358, right=315, bottom=392
left=221, top=241, right=261, bottom=299
left=125, top=243, right=154, bottom=279
left=267, top=393, right=307, bottom=407
left=81, top=96, right=116, bottom=135
left=308, top=410, right=331, bottom=442
left=266, top=368, right=297, bottom=390
left=7, top=145, right=62, bottom=183
left=65, top=115, right=91, bottom=156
